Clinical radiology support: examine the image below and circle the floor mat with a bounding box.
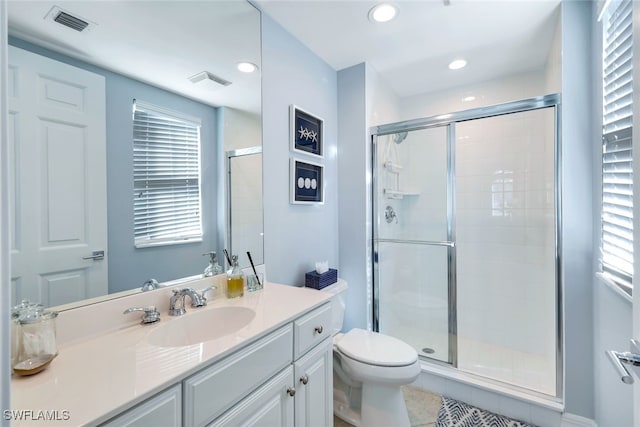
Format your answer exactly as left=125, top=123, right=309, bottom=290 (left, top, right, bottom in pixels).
left=436, top=396, right=534, bottom=427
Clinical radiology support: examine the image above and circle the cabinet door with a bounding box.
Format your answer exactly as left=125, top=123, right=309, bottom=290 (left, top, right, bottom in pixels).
left=100, top=384, right=181, bottom=427
left=184, top=324, right=293, bottom=426
left=294, top=338, right=333, bottom=427
left=208, top=366, right=294, bottom=427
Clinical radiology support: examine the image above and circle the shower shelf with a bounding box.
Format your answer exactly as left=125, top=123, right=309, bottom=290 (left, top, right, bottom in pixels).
left=383, top=189, right=420, bottom=199
left=384, top=161, right=403, bottom=173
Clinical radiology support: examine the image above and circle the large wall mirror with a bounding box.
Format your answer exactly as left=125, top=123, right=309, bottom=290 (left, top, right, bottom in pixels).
left=6, top=0, right=263, bottom=309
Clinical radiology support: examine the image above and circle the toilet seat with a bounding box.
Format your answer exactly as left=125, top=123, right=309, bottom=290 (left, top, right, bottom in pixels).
left=337, top=350, right=421, bottom=385
left=335, top=328, right=418, bottom=367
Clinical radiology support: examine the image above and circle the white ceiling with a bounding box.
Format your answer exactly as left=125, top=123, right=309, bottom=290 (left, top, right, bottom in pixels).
left=7, top=0, right=561, bottom=113
left=255, top=0, right=561, bottom=98
left=7, top=0, right=262, bottom=114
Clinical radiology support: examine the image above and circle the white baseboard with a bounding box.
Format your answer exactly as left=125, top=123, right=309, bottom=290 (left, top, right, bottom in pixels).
left=562, top=413, right=597, bottom=427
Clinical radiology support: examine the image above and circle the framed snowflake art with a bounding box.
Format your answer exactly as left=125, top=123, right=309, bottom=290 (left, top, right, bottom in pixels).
left=290, top=105, right=323, bottom=158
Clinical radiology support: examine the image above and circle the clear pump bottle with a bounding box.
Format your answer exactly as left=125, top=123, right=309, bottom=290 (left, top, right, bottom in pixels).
left=226, top=255, right=245, bottom=298
left=203, top=252, right=223, bottom=277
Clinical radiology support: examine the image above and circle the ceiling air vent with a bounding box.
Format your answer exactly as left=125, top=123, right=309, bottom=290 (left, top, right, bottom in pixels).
left=188, top=71, right=232, bottom=90
left=45, top=6, right=95, bottom=32
left=54, top=11, right=89, bottom=32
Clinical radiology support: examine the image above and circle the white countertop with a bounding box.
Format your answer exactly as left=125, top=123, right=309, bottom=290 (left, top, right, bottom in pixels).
left=10, top=282, right=331, bottom=426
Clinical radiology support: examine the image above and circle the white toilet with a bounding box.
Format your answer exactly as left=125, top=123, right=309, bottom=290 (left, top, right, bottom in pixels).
left=320, top=280, right=420, bottom=427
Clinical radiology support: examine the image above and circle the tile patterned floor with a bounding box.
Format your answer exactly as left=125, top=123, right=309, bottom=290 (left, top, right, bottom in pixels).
left=333, top=385, right=442, bottom=427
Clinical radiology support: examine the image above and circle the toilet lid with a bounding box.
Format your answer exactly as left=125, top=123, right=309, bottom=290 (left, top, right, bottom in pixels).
left=336, top=328, right=418, bottom=367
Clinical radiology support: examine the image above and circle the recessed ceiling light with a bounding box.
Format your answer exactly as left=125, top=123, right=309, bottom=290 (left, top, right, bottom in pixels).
left=462, top=95, right=476, bottom=102
left=237, top=62, right=258, bottom=73
left=368, top=3, right=398, bottom=23
left=448, top=59, right=467, bottom=70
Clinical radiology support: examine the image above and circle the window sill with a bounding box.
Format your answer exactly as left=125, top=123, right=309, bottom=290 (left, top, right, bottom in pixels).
left=135, top=237, right=203, bottom=249
left=596, top=272, right=632, bottom=304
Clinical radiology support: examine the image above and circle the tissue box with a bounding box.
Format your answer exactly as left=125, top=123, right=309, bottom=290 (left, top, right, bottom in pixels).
left=305, top=268, right=338, bottom=290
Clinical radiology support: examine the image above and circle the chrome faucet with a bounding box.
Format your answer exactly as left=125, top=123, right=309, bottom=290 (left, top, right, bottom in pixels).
left=168, top=286, right=216, bottom=316
left=123, top=306, right=161, bottom=324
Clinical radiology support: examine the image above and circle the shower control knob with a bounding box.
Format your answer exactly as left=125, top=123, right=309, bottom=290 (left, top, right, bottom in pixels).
left=314, top=325, right=323, bottom=334
left=287, top=387, right=296, bottom=397
left=300, top=375, right=309, bottom=385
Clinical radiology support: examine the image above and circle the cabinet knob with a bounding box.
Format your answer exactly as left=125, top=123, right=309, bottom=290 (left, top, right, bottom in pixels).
left=314, top=325, right=324, bottom=334
left=287, top=387, right=296, bottom=397
left=300, top=375, right=309, bottom=385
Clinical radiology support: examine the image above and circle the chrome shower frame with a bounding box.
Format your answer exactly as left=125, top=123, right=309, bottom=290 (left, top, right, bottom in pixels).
left=225, top=145, right=262, bottom=261
left=370, top=93, right=563, bottom=400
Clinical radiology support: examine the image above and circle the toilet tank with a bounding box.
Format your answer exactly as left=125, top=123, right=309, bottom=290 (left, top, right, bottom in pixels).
left=319, top=279, right=348, bottom=335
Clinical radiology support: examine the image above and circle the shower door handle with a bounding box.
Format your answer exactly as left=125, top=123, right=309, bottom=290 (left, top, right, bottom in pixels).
left=606, top=350, right=634, bottom=384
left=606, top=339, right=640, bottom=384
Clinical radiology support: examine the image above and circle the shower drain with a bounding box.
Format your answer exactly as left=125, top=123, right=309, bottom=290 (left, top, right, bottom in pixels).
left=421, top=347, right=435, bottom=354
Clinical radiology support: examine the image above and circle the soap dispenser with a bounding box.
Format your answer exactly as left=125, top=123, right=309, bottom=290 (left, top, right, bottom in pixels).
left=203, top=252, right=223, bottom=277
left=226, top=255, right=245, bottom=298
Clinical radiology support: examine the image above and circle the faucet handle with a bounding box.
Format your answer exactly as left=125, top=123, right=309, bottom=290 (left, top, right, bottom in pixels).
left=123, top=306, right=161, bottom=325
left=197, top=286, right=216, bottom=306
left=141, top=278, right=159, bottom=292
left=187, top=286, right=216, bottom=308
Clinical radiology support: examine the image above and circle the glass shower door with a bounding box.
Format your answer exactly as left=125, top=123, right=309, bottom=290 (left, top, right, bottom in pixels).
left=372, top=95, right=560, bottom=397
left=455, top=107, right=557, bottom=395
left=374, top=125, right=452, bottom=363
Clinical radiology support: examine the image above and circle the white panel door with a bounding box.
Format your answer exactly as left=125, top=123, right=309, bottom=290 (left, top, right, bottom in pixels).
left=8, top=46, right=107, bottom=307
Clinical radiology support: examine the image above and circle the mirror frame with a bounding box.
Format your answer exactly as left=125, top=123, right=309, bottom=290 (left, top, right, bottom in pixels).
left=1, top=0, right=12, bottom=411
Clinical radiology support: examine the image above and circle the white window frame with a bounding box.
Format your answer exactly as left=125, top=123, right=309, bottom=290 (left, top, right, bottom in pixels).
left=132, top=100, right=203, bottom=248
left=601, top=0, right=634, bottom=293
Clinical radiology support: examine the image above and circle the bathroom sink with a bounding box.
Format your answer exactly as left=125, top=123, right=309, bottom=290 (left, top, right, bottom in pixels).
left=146, top=306, right=256, bottom=347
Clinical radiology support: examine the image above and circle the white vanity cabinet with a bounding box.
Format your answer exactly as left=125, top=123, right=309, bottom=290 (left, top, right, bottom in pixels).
left=101, top=302, right=332, bottom=427
left=183, top=324, right=294, bottom=426
left=100, top=384, right=182, bottom=427
left=211, top=338, right=333, bottom=427
left=195, top=302, right=333, bottom=427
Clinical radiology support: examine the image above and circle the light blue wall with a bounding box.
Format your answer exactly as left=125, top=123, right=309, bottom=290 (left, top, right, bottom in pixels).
left=336, top=63, right=402, bottom=331
left=103, top=68, right=219, bottom=292
left=8, top=37, right=219, bottom=293
left=561, top=0, right=595, bottom=418
left=337, top=64, right=368, bottom=330
left=261, top=14, right=339, bottom=286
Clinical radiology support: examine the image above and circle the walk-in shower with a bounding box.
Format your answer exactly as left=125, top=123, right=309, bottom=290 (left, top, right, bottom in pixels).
left=226, top=146, right=263, bottom=266
left=371, top=94, right=561, bottom=399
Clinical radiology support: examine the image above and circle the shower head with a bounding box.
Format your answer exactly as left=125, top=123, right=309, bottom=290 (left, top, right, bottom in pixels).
left=392, top=132, right=408, bottom=144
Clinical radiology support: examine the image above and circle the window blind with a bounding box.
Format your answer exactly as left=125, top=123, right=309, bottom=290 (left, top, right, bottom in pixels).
left=602, top=0, right=633, bottom=289
left=133, top=100, right=203, bottom=247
